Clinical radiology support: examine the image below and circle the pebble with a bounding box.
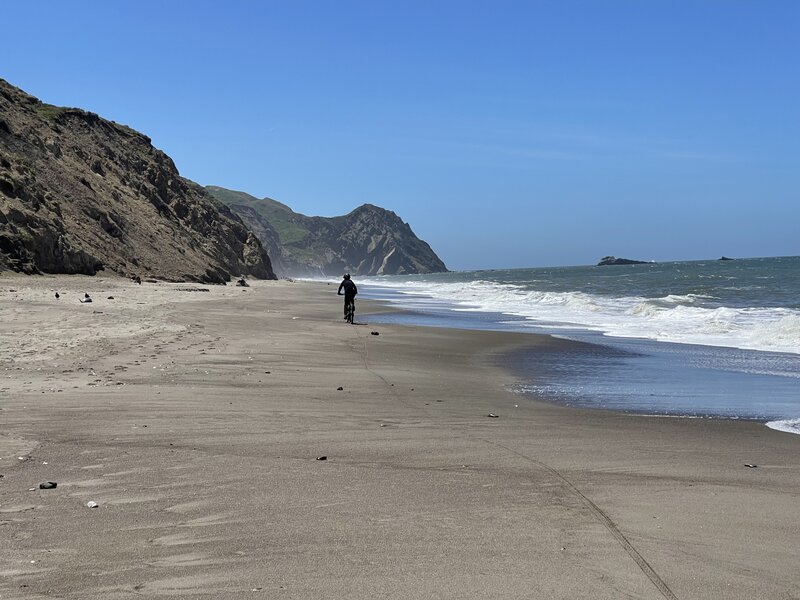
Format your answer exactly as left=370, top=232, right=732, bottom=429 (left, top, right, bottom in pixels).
left=337, top=386, right=343, bottom=391
left=487, top=413, right=499, bottom=418
left=39, top=481, right=57, bottom=489
left=316, top=456, right=327, bottom=461
left=87, top=501, right=99, bottom=508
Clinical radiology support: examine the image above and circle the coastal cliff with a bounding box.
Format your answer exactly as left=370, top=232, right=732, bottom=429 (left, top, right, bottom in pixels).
left=0, top=79, right=276, bottom=282
left=208, top=186, right=448, bottom=277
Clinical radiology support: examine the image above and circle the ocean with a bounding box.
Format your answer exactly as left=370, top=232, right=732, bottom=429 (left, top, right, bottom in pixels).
left=355, top=256, right=800, bottom=434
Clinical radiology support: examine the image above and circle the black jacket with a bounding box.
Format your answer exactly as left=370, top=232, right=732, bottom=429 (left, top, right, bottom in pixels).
left=338, top=279, right=357, bottom=298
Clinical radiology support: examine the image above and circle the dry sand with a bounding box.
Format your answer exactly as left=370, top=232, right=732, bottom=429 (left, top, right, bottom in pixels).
left=0, top=275, right=798, bottom=599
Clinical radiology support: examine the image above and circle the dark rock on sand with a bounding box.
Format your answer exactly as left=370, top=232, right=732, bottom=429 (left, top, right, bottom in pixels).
left=39, top=481, right=57, bottom=489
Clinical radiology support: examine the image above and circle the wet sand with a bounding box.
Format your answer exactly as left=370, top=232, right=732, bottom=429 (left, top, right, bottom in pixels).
left=1, top=275, right=798, bottom=599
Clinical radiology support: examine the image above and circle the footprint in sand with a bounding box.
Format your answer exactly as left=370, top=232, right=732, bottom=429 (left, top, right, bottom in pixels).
left=102, top=494, right=164, bottom=506
left=146, top=552, right=230, bottom=568
left=0, top=504, right=40, bottom=514
left=150, top=532, right=227, bottom=547
left=164, top=499, right=212, bottom=514
left=131, top=573, right=231, bottom=595
left=179, top=512, right=241, bottom=528
left=0, top=564, right=55, bottom=578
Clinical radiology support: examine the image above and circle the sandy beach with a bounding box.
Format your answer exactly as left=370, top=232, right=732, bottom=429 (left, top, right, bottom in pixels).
left=1, top=275, right=798, bottom=599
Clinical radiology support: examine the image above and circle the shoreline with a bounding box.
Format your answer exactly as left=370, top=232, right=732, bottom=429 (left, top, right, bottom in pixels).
left=1, top=274, right=799, bottom=598
left=361, top=290, right=800, bottom=424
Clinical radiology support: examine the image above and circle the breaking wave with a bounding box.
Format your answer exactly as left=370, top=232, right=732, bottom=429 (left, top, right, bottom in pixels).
left=366, top=279, right=800, bottom=355
left=766, top=419, right=800, bottom=435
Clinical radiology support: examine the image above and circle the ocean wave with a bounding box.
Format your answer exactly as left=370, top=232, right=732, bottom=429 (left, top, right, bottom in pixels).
left=766, top=418, right=800, bottom=435
left=366, top=279, right=800, bottom=354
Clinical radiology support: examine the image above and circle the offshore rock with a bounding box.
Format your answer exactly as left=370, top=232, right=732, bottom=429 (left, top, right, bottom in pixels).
left=0, top=79, right=276, bottom=282
left=597, top=256, right=649, bottom=266
left=207, top=186, right=448, bottom=277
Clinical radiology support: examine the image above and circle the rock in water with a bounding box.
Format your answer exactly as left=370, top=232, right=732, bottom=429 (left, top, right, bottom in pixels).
left=597, top=256, right=649, bottom=266
left=0, top=78, right=276, bottom=282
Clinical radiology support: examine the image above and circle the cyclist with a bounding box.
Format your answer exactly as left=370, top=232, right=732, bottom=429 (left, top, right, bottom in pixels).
left=337, top=273, right=357, bottom=322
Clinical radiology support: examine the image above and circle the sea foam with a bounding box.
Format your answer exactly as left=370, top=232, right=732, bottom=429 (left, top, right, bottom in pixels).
left=365, top=279, right=800, bottom=355
left=766, top=419, right=800, bottom=435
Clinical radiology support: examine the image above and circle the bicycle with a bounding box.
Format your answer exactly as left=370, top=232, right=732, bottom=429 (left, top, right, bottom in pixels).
left=344, top=298, right=355, bottom=324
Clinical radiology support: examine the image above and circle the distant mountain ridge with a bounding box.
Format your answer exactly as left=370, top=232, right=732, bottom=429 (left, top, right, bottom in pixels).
left=0, top=79, right=276, bottom=282
left=207, top=186, right=448, bottom=277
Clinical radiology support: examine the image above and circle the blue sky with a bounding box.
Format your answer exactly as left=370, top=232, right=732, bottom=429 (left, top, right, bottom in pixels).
left=3, top=1, right=798, bottom=270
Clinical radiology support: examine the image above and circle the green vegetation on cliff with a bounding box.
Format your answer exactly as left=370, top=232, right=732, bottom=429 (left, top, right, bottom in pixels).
left=207, top=186, right=447, bottom=277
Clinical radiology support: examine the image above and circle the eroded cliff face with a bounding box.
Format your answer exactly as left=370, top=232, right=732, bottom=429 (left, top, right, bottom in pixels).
left=0, top=79, right=275, bottom=282
left=330, top=204, right=448, bottom=276
left=207, top=186, right=447, bottom=277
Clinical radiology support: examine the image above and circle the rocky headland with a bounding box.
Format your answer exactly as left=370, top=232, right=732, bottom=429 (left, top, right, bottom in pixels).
left=0, top=79, right=275, bottom=283
left=208, top=186, right=448, bottom=277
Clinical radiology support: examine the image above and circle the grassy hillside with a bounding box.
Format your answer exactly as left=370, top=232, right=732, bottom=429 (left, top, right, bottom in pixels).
left=207, top=185, right=448, bottom=277
left=206, top=186, right=309, bottom=245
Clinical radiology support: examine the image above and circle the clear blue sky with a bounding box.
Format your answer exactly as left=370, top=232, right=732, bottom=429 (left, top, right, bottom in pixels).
left=3, top=1, right=798, bottom=270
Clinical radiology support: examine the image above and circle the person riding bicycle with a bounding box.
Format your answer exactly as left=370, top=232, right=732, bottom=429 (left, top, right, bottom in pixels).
left=337, top=273, right=357, bottom=322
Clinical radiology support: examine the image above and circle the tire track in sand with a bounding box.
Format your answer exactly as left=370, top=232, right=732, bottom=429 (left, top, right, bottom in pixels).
left=477, top=438, right=679, bottom=600
left=353, top=326, right=678, bottom=600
